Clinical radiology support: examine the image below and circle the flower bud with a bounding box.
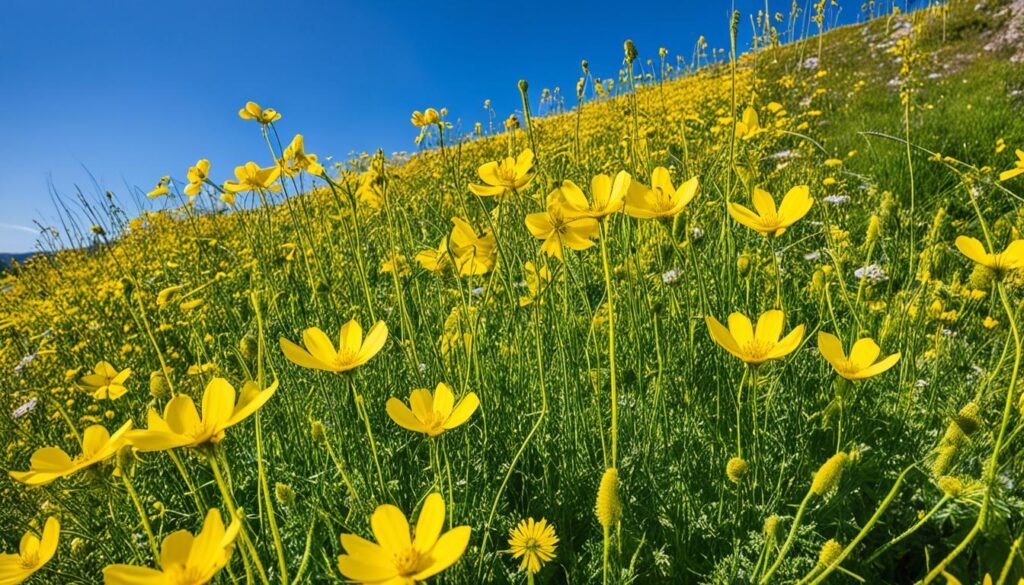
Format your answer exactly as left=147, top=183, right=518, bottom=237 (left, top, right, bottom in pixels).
left=818, top=539, right=843, bottom=567
left=811, top=452, right=848, bottom=496
left=595, top=467, right=622, bottom=529
left=726, top=457, right=749, bottom=484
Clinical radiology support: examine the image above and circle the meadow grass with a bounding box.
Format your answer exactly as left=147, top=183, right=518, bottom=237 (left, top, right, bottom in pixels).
left=3, top=1, right=1024, bottom=583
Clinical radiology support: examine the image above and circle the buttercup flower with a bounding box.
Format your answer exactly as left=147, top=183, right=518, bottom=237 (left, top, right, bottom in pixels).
left=734, top=105, right=765, bottom=140
left=238, top=101, right=281, bottom=124
left=80, top=361, right=132, bottom=400
left=727, top=186, right=813, bottom=236
left=955, top=236, right=1024, bottom=274
left=552, top=171, right=631, bottom=218
left=337, top=493, right=470, bottom=584
left=624, top=167, right=699, bottom=218
left=469, top=149, right=536, bottom=197
left=519, top=261, right=552, bottom=307
left=448, top=217, right=496, bottom=276
left=126, top=378, right=277, bottom=451
left=386, top=383, right=480, bottom=437
left=705, top=310, right=805, bottom=365
left=223, top=162, right=281, bottom=194
left=10, top=421, right=132, bottom=485
left=817, top=332, right=901, bottom=380
left=281, top=134, right=325, bottom=177
left=526, top=189, right=600, bottom=260
left=410, top=108, right=441, bottom=128
left=280, top=319, right=388, bottom=373
left=0, top=517, right=59, bottom=584
left=184, top=159, right=210, bottom=197
left=146, top=176, right=170, bottom=199
left=103, top=509, right=240, bottom=585
left=508, top=518, right=558, bottom=575
left=999, top=149, right=1024, bottom=181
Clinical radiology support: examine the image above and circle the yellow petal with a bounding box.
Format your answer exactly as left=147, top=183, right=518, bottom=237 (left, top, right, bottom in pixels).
left=432, top=383, right=456, bottom=419
left=164, top=395, right=202, bottom=437
left=339, top=320, right=364, bottom=356
left=412, top=525, right=471, bottom=580
left=705, top=316, right=743, bottom=360
left=849, top=338, right=882, bottom=369
left=955, top=236, right=989, bottom=266
left=302, top=328, right=337, bottom=365
left=201, top=378, right=236, bottom=430
left=766, top=325, right=805, bottom=360
left=160, top=530, right=195, bottom=568
left=102, top=564, right=168, bottom=585
left=370, top=504, right=411, bottom=555
left=751, top=189, right=776, bottom=218
left=280, top=338, right=331, bottom=371
left=413, top=493, right=446, bottom=551
left=443, top=392, right=480, bottom=430
left=816, top=332, right=847, bottom=370
left=387, top=399, right=426, bottom=433
left=852, top=352, right=901, bottom=380
left=409, top=389, right=433, bottom=422
left=727, top=312, right=754, bottom=346
left=754, top=310, right=784, bottom=345
left=358, top=321, right=389, bottom=364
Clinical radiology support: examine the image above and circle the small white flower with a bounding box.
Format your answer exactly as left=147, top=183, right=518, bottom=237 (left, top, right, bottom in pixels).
left=804, top=250, right=822, bottom=261
left=691, top=226, right=705, bottom=240
left=12, top=397, right=38, bottom=420
left=854, top=264, right=888, bottom=283
left=823, top=195, right=850, bottom=205
left=661, top=268, right=681, bottom=284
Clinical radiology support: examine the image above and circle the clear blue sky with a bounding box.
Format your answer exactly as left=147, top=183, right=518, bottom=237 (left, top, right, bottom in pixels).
left=0, top=0, right=867, bottom=253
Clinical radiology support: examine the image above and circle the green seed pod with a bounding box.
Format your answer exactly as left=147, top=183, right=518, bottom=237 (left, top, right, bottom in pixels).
left=624, top=40, right=638, bottom=63
left=239, top=334, right=258, bottom=359
left=818, top=539, right=843, bottom=567
left=811, top=452, right=848, bottom=496
left=969, top=264, right=996, bottom=290
left=595, top=467, right=622, bottom=529
left=954, top=402, right=982, bottom=436
left=937, top=475, right=964, bottom=498
left=726, top=457, right=749, bottom=484
left=737, top=254, right=751, bottom=276
left=763, top=515, right=780, bottom=540
left=311, top=420, right=327, bottom=443
left=932, top=444, right=957, bottom=477
left=275, top=482, right=296, bottom=507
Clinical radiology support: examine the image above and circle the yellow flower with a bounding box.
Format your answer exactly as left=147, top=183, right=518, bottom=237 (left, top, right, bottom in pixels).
left=468, top=149, right=536, bottom=197
left=955, top=236, right=1024, bottom=273
left=184, top=159, right=210, bottom=197
left=80, top=361, right=132, bottom=400
left=448, top=217, right=497, bottom=276
left=279, top=319, right=388, bottom=373
left=705, top=310, right=805, bottom=365
left=223, top=162, right=281, bottom=194
left=734, top=105, right=764, bottom=140
left=552, top=171, right=631, bottom=218
left=727, top=186, right=813, bottom=236
left=146, top=176, right=171, bottom=198
left=507, top=518, right=558, bottom=575
left=337, top=493, right=470, bottom=584
left=624, top=167, right=699, bottom=219
left=415, top=236, right=451, bottom=274
left=999, top=149, right=1024, bottom=181
left=10, top=421, right=132, bottom=485
left=410, top=108, right=441, bottom=128
left=525, top=203, right=599, bottom=260
left=0, top=517, right=59, bottom=584
left=386, top=383, right=480, bottom=437
left=126, top=378, right=277, bottom=452
left=380, top=254, right=411, bottom=277
left=238, top=101, right=281, bottom=124
left=103, top=509, right=240, bottom=585
left=519, top=261, right=552, bottom=307
left=817, top=332, right=901, bottom=381
left=281, top=134, right=325, bottom=176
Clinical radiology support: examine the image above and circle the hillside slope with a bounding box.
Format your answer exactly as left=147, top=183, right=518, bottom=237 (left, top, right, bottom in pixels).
left=2, top=1, right=1024, bottom=583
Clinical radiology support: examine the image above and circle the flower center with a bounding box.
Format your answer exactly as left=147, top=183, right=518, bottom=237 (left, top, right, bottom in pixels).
left=758, top=212, right=781, bottom=229
left=20, top=552, right=38, bottom=569
left=494, top=160, right=521, bottom=185
left=393, top=547, right=422, bottom=576
left=741, top=339, right=774, bottom=362
left=332, top=350, right=357, bottom=370
left=423, top=411, right=447, bottom=436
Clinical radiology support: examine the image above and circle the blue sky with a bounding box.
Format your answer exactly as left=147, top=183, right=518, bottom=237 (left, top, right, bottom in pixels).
left=0, top=0, right=867, bottom=253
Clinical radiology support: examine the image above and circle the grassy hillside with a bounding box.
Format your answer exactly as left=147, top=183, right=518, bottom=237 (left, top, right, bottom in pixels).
left=3, top=1, right=1024, bottom=583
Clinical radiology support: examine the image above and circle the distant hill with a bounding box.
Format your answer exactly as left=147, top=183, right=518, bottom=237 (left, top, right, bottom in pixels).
left=0, top=252, right=35, bottom=271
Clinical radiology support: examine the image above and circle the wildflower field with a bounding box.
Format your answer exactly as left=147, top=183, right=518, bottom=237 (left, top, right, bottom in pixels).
left=4, top=1, right=1024, bottom=583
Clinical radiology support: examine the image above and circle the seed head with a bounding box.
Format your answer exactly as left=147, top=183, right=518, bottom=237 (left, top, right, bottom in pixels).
left=811, top=452, right=848, bottom=496
left=595, top=467, right=622, bottom=529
